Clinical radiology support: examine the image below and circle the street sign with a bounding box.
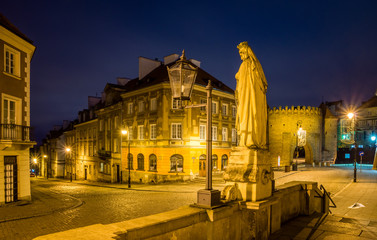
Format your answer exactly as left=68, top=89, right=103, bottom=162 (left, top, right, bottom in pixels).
left=359, top=151, right=364, bottom=156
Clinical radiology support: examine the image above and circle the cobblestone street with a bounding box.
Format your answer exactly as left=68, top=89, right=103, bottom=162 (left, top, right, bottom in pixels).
left=0, top=166, right=370, bottom=239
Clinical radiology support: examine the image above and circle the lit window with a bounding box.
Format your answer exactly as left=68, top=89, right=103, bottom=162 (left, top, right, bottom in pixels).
left=4, top=45, right=20, bottom=77
left=232, top=128, right=237, bottom=143
left=200, top=99, right=206, bottom=111
left=222, top=127, right=228, bottom=141
left=200, top=125, right=206, bottom=140
left=345, top=153, right=350, bottom=159
left=138, top=125, right=144, bottom=140
left=2, top=95, right=21, bottom=125
left=149, top=154, right=157, bottom=171
left=150, top=124, right=157, bottom=140
left=150, top=98, right=157, bottom=111
left=128, top=127, right=133, bottom=140
left=212, top=102, right=218, bottom=114
left=358, top=145, right=363, bottom=148
left=138, top=101, right=145, bottom=113
left=137, top=153, right=144, bottom=170
left=171, top=123, right=182, bottom=139
left=100, top=162, right=104, bottom=172
left=172, top=99, right=182, bottom=109
left=212, top=126, right=217, bottom=141
left=128, top=102, right=134, bottom=115
left=170, top=154, right=183, bottom=172
left=222, top=104, right=228, bottom=116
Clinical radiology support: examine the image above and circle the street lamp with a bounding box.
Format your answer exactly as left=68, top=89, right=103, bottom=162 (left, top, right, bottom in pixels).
left=66, top=147, right=72, bottom=182
left=167, top=50, right=221, bottom=208
left=347, top=112, right=357, bottom=182
left=121, top=129, right=127, bottom=184
left=43, top=155, right=47, bottom=178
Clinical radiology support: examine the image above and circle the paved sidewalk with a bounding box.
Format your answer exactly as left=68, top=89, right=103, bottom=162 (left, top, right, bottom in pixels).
left=271, top=168, right=377, bottom=239
left=0, top=177, right=82, bottom=223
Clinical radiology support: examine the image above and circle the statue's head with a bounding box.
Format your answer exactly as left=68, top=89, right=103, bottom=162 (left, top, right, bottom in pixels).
left=237, top=41, right=259, bottom=63
left=237, top=41, right=251, bottom=61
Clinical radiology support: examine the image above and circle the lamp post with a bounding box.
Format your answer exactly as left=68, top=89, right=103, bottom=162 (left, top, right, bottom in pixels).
left=33, top=158, right=37, bottom=177
left=167, top=50, right=221, bottom=208
left=43, top=155, right=47, bottom=178
left=66, top=147, right=72, bottom=182
left=121, top=129, right=127, bottom=184
left=347, top=112, right=357, bottom=182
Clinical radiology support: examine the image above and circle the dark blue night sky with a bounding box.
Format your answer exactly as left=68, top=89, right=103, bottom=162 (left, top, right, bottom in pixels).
left=2, top=0, right=377, bottom=142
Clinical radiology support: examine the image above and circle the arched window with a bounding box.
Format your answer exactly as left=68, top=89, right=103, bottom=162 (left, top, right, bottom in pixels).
left=149, top=154, right=157, bottom=171
left=170, top=154, right=183, bottom=172
left=128, top=153, right=133, bottom=170
left=199, top=154, right=206, bottom=171
left=221, top=154, right=228, bottom=170
left=137, top=153, right=144, bottom=170
left=212, top=154, right=218, bottom=170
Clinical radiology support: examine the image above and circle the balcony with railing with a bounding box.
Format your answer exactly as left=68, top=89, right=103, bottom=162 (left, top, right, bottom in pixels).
left=0, top=124, right=33, bottom=142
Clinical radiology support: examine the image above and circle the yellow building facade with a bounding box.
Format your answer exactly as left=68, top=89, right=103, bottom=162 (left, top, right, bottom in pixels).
left=0, top=14, right=36, bottom=204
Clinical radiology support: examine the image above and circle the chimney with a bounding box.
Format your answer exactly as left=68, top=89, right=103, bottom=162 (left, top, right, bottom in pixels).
left=117, top=77, right=130, bottom=86
left=139, top=57, right=161, bottom=80
left=88, top=96, right=101, bottom=108
left=163, top=54, right=179, bottom=65
left=189, top=59, right=201, bottom=68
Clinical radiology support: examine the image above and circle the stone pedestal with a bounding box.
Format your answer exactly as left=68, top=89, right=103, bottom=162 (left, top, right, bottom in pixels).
left=223, top=147, right=273, bottom=202
left=197, top=189, right=222, bottom=208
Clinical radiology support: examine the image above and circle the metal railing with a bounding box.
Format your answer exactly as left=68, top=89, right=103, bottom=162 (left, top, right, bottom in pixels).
left=0, top=124, right=32, bottom=141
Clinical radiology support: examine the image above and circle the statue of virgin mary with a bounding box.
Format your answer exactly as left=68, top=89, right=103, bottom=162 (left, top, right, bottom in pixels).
left=235, top=42, right=268, bottom=149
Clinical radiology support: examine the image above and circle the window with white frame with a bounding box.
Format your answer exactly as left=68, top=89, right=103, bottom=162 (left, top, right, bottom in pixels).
left=128, top=102, right=134, bottom=115
left=138, top=101, right=145, bottom=113
left=212, top=102, right=218, bottom=114
left=2, top=94, right=21, bottom=125
left=232, top=128, right=237, bottom=143
left=232, top=105, right=236, bottom=117
left=150, top=124, right=157, bottom=140
left=4, top=45, right=20, bottom=77
left=150, top=98, right=157, bottom=112
left=212, top=126, right=217, bottom=141
left=128, top=127, right=133, bottom=140
left=138, top=125, right=144, bottom=140
left=200, top=125, right=206, bottom=140
left=222, top=127, right=228, bottom=141
left=222, top=104, right=228, bottom=116
left=172, top=99, right=182, bottom=109
left=171, top=123, right=182, bottom=139
left=200, top=99, right=206, bottom=111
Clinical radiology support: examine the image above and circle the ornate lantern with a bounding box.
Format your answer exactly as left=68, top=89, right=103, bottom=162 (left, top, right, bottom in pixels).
left=167, top=50, right=198, bottom=100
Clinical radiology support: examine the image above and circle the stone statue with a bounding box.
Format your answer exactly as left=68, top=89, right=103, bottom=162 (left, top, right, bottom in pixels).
left=235, top=42, right=268, bottom=149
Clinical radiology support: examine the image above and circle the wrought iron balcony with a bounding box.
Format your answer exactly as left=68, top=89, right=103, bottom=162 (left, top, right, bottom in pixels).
left=0, top=124, right=33, bottom=141
left=97, top=149, right=111, bottom=160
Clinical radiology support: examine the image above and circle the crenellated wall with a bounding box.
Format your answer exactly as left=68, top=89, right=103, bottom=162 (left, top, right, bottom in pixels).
left=268, top=106, right=323, bottom=167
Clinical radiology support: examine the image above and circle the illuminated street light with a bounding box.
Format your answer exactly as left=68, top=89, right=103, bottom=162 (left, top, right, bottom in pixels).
left=33, top=158, right=37, bottom=164
left=167, top=51, right=221, bottom=208
left=65, top=147, right=72, bottom=182
left=371, top=136, right=376, bottom=141
left=347, top=112, right=357, bottom=183
left=120, top=129, right=128, bottom=185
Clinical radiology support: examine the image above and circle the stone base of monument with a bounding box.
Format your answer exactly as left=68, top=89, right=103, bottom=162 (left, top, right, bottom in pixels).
left=223, top=147, right=273, bottom=202
left=196, top=189, right=222, bottom=208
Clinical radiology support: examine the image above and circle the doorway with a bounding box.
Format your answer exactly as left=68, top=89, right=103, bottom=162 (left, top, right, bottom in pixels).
left=293, top=146, right=306, bottom=165
left=116, top=165, right=120, bottom=183
left=84, top=168, right=87, bottom=180
left=199, top=154, right=206, bottom=177
left=5, top=156, right=17, bottom=203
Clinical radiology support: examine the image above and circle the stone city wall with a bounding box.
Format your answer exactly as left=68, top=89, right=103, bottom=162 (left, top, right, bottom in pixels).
left=268, top=106, right=322, bottom=167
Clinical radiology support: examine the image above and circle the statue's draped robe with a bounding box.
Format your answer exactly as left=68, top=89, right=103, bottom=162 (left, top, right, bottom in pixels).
left=235, top=58, right=267, bottom=148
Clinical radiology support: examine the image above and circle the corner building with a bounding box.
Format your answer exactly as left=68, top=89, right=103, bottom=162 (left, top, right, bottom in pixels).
left=114, top=54, right=236, bottom=183
left=0, top=14, right=36, bottom=204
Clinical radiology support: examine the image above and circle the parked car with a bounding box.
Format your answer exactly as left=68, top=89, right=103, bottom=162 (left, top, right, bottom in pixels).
left=30, top=172, right=35, bottom=177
